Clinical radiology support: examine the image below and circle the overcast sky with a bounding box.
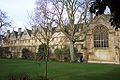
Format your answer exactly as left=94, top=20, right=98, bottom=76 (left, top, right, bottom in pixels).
left=0, top=0, right=111, bottom=32
left=0, top=0, right=36, bottom=31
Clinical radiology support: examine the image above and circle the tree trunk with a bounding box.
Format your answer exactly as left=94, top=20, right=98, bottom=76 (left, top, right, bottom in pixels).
left=69, top=41, right=76, bottom=62
left=45, top=41, right=49, bottom=80
left=45, top=49, right=48, bottom=80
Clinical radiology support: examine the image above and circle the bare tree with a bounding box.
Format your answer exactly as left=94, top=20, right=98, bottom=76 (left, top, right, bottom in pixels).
left=30, top=0, right=57, bottom=79
left=30, top=0, right=93, bottom=79
left=49, top=0, right=93, bottom=62
left=0, top=10, right=11, bottom=35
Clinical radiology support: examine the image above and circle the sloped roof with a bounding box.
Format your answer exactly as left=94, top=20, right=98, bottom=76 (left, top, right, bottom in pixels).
left=13, top=31, right=18, bottom=38
left=0, top=35, right=4, bottom=40
left=92, top=14, right=111, bottom=23
left=7, top=33, right=11, bottom=38
left=40, top=27, right=57, bottom=34
left=89, top=14, right=113, bottom=30
left=26, top=29, right=32, bottom=37
left=19, top=32, right=24, bottom=38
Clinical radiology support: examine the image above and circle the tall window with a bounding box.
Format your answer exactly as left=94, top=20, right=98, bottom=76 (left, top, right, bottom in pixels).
left=94, top=25, right=109, bottom=48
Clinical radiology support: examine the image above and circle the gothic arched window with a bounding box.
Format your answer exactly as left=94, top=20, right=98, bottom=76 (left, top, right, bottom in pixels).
left=94, top=25, right=109, bottom=48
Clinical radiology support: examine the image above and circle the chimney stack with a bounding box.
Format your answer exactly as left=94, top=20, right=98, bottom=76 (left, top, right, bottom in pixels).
left=18, top=28, right=22, bottom=35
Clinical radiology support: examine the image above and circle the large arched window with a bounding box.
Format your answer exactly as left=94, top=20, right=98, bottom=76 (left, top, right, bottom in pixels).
left=94, top=25, right=109, bottom=48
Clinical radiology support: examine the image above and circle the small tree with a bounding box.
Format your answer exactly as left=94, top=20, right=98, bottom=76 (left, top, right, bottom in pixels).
left=30, top=0, right=56, bottom=79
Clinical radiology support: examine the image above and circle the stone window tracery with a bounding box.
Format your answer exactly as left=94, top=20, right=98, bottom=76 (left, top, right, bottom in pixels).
left=94, top=25, right=109, bottom=48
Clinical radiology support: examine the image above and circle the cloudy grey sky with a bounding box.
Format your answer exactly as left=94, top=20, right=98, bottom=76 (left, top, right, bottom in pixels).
left=0, top=0, right=111, bottom=31
left=0, top=0, right=36, bottom=31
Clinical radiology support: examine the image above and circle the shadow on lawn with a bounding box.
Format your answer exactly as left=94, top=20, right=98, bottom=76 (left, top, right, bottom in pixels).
left=8, top=74, right=52, bottom=80
left=8, top=73, right=30, bottom=80
left=7, top=66, right=120, bottom=80
left=68, top=66, right=120, bottom=80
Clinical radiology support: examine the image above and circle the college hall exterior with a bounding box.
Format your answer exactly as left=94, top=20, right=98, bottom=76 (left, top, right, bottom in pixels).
left=3, top=15, right=120, bottom=64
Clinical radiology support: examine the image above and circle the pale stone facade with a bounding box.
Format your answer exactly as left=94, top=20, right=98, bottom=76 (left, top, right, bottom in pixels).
left=85, top=15, right=120, bottom=64
left=3, top=15, right=120, bottom=64
left=0, top=35, right=4, bottom=47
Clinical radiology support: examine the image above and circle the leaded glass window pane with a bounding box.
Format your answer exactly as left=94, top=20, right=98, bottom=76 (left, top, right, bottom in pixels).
left=94, top=26, right=109, bottom=48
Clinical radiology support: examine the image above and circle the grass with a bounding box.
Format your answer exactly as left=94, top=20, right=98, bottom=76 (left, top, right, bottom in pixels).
left=0, top=59, right=120, bottom=80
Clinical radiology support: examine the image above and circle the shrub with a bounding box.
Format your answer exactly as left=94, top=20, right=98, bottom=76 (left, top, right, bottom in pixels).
left=37, top=43, right=47, bottom=60
left=54, top=46, right=78, bottom=62
left=8, top=73, right=30, bottom=80
left=54, top=46, right=70, bottom=61
left=8, top=74, right=53, bottom=80
left=0, top=47, right=11, bottom=58
left=54, top=48, right=62, bottom=60
left=74, top=47, right=78, bottom=56
left=22, top=48, right=30, bottom=59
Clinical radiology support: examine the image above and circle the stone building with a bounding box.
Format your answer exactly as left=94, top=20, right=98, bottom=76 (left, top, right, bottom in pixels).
left=0, top=35, right=4, bottom=47
left=86, top=15, right=120, bottom=64
left=3, top=15, right=120, bottom=64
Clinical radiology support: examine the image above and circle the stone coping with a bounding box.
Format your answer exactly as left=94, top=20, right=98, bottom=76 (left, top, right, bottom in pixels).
left=88, top=60, right=119, bottom=64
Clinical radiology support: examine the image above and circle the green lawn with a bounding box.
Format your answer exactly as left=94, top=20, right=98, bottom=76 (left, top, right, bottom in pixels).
left=0, top=59, right=120, bottom=80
